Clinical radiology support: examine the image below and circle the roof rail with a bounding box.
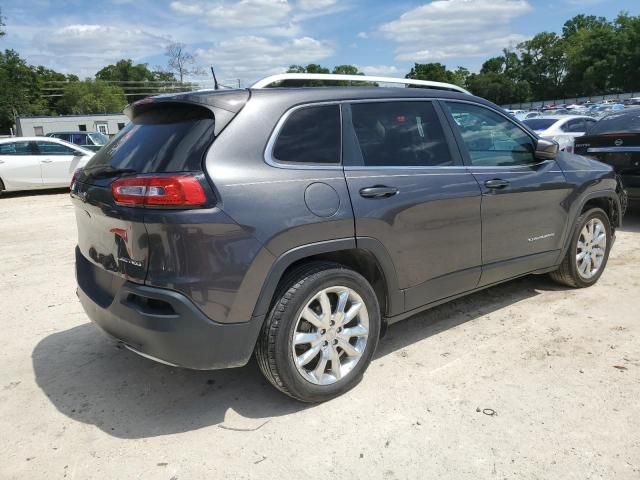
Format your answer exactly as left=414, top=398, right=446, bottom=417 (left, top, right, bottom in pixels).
left=251, top=73, right=471, bottom=95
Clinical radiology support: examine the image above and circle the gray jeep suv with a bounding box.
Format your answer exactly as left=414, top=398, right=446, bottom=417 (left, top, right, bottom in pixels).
left=71, top=74, right=624, bottom=402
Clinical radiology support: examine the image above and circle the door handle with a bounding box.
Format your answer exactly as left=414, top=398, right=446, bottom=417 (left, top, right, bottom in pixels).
left=359, top=186, right=399, bottom=199
left=41, top=159, right=53, bottom=164
left=484, top=179, right=510, bottom=189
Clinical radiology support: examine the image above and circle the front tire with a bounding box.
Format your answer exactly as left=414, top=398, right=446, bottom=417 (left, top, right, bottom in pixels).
left=256, top=262, right=380, bottom=402
left=550, top=208, right=612, bottom=288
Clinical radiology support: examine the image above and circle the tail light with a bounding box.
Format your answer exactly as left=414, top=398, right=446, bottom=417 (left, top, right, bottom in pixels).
left=70, top=168, right=82, bottom=189
left=112, top=174, right=207, bottom=208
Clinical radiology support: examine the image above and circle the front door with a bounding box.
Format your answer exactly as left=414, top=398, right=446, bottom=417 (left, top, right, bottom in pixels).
left=343, top=100, right=482, bottom=313
left=442, top=101, right=572, bottom=286
left=0, top=141, right=42, bottom=189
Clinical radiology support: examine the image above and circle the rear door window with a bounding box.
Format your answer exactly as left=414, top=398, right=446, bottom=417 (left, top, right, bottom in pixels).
left=35, top=141, right=77, bottom=155
left=0, top=141, right=35, bottom=155
left=83, top=104, right=216, bottom=174
left=272, top=105, right=341, bottom=165
left=350, top=101, right=454, bottom=167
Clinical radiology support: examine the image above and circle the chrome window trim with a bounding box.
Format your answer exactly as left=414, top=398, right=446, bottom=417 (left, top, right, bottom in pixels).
left=264, top=101, right=344, bottom=170
left=587, top=146, right=640, bottom=153
left=264, top=96, right=547, bottom=171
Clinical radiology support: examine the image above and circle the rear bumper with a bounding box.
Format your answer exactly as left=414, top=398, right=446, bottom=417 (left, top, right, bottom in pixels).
left=76, top=247, right=264, bottom=370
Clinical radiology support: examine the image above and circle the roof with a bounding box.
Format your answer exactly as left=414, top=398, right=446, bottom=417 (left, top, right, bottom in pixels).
left=47, top=131, right=104, bottom=135
left=16, top=113, right=127, bottom=120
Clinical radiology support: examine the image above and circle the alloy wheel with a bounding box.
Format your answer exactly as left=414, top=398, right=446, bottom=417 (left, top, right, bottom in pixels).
left=292, top=286, right=369, bottom=385
left=576, top=217, right=607, bottom=280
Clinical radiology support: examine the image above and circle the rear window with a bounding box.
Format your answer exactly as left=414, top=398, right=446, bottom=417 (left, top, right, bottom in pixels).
left=522, top=119, right=557, bottom=131
left=83, top=104, right=215, bottom=174
left=587, top=110, right=640, bottom=135
left=272, top=105, right=340, bottom=164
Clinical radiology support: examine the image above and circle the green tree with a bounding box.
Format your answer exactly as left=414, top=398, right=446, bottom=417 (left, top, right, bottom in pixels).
left=561, top=15, right=618, bottom=96
left=612, top=12, right=640, bottom=93
left=517, top=32, right=566, bottom=99
left=451, top=67, right=470, bottom=87
left=283, top=64, right=365, bottom=86
left=0, top=50, right=51, bottom=133
left=405, top=62, right=455, bottom=83
left=96, top=59, right=177, bottom=102
left=57, top=80, right=126, bottom=115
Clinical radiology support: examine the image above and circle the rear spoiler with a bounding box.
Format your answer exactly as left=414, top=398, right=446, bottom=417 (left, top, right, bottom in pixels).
left=125, top=90, right=250, bottom=135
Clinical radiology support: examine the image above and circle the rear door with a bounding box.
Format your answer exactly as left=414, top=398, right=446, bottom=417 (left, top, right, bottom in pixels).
left=343, top=100, right=482, bottom=312
left=442, top=101, right=571, bottom=286
left=0, top=141, right=42, bottom=189
left=35, top=140, right=83, bottom=186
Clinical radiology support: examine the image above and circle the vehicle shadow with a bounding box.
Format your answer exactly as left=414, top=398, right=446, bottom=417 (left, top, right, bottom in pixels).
left=32, top=275, right=548, bottom=439
left=0, top=187, right=69, bottom=199
left=620, top=204, right=640, bottom=233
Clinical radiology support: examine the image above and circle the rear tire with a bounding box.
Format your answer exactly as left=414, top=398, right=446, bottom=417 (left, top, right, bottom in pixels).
left=256, top=262, right=380, bottom=402
left=550, top=208, right=612, bottom=288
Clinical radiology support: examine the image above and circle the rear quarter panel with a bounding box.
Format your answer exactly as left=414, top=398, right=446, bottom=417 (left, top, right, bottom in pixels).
left=202, top=95, right=355, bottom=321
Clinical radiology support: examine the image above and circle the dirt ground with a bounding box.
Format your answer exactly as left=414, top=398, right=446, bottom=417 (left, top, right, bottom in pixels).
left=0, top=190, right=639, bottom=480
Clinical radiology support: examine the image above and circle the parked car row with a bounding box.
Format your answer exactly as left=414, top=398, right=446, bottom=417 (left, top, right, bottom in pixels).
left=507, top=102, right=635, bottom=121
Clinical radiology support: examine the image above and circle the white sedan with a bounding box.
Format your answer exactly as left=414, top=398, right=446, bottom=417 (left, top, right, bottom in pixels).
left=0, top=137, right=94, bottom=193
left=522, top=115, right=597, bottom=152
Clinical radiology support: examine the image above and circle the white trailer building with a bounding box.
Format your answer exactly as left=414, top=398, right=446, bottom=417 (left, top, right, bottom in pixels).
left=15, top=113, right=128, bottom=138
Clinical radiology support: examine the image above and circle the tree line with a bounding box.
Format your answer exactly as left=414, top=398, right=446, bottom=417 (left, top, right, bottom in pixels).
left=409, top=12, right=640, bottom=105
left=0, top=9, right=638, bottom=133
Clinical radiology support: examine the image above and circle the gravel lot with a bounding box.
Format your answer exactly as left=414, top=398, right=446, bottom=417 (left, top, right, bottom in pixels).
left=1, top=190, right=639, bottom=479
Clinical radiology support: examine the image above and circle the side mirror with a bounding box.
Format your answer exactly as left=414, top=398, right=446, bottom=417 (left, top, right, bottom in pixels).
left=73, top=150, right=88, bottom=156
left=535, top=138, right=559, bottom=160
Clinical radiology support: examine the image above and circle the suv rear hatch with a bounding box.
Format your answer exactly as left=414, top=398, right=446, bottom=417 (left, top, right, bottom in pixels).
left=71, top=90, right=249, bottom=296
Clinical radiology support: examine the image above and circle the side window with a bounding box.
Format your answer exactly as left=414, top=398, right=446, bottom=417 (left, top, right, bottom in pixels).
left=35, top=141, right=77, bottom=156
left=272, top=105, right=340, bottom=164
left=445, top=102, right=536, bottom=166
left=350, top=101, right=453, bottom=167
left=564, top=119, right=585, bottom=133
left=71, top=134, right=88, bottom=145
left=0, top=142, right=34, bottom=155
left=584, top=118, right=597, bottom=132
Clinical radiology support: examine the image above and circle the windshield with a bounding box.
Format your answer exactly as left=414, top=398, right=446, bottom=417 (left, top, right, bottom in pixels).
left=88, top=132, right=109, bottom=145
left=83, top=105, right=215, bottom=174
left=587, top=110, right=640, bottom=135
left=523, top=119, right=557, bottom=131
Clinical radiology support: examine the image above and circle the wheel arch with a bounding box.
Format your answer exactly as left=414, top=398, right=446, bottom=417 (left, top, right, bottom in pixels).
left=252, top=238, right=403, bottom=321
left=577, top=190, right=622, bottom=230
left=558, top=189, right=621, bottom=262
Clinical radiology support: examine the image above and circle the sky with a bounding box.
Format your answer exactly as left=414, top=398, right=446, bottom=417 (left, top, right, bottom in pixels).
left=1, top=0, right=638, bottom=86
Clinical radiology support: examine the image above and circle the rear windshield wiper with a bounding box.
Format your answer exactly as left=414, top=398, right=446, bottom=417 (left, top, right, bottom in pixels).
left=85, top=167, right=138, bottom=179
